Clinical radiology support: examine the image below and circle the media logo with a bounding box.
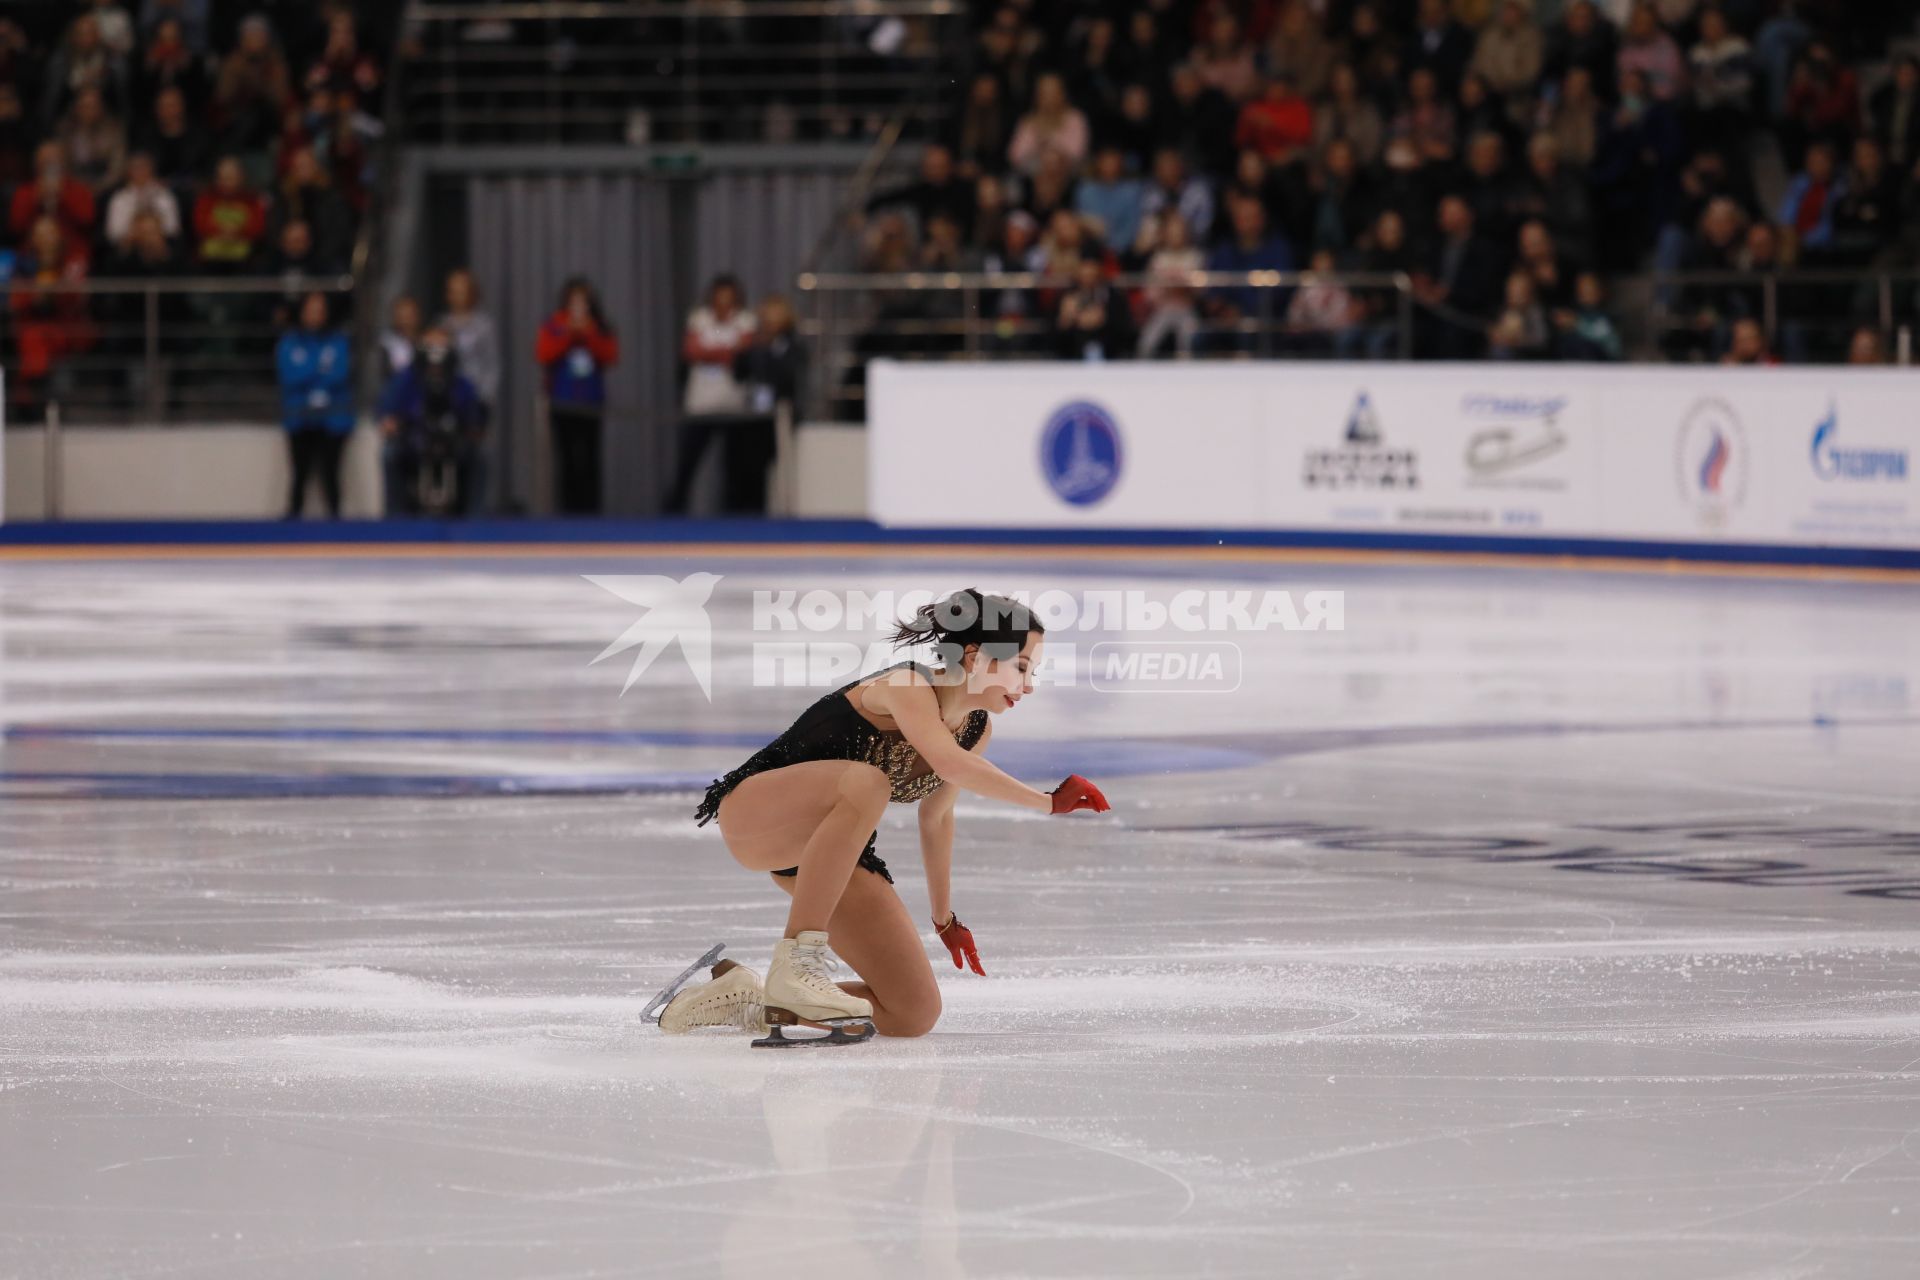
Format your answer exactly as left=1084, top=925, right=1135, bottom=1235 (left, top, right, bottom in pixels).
left=1039, top=400, right=1123, bottom=505
left=1675, top=397, right=1747, bottom=529
left=586, top=572, right=722, bottom=699
left=1810, top=403, right=1908, bottom=482
left=1462, top=393, right=1569, bottom=488
left=1304, top=392, right=1419, bottom=489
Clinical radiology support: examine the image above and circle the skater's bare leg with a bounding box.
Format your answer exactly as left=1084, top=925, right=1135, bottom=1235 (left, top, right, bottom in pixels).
left=716, top=759, right=891, bottom=938
left=773, top=868, right=940, bottom=1037
left=779, top=764, right=890, bottom=938
left=713, top=759, right=867, bottom=871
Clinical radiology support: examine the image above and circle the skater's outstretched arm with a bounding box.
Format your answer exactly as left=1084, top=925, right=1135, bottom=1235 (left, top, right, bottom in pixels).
left=877, top=677, right=1053, bottom=812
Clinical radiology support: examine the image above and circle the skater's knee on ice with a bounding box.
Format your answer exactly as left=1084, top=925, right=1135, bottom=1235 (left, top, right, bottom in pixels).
left=884, top=992, right=941, bottom=1038
left=883, top=1012, right=938, bottom=1038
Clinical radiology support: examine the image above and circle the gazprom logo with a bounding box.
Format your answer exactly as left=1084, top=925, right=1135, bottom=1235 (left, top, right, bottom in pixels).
left=1811, top=404, right=1908, bottom=482
left=1040, top=400, right=1123, bottom=506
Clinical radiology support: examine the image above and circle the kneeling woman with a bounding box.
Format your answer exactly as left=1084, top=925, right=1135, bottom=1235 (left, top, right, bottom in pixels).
left=655, top=588, right=1110, bottom=1046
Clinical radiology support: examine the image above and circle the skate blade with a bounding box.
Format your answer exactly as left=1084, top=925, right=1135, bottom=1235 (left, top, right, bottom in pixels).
left=640, top=942, right=726, bottom=1024
left=751, top=1013, right=876, bottom=1048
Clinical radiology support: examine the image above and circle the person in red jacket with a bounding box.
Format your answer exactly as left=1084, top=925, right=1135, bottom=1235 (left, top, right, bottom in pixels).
left=8, top=216, right=97, bottom=417
left=192, top=154, right=266, bottom=271
left=9, top=142, right=97, bottom=254
left=534, top=278, right=620, bottom=514
left=1784, top=39, right=1861, bottom=167
left=1235, top=74, right=1314, bottom=166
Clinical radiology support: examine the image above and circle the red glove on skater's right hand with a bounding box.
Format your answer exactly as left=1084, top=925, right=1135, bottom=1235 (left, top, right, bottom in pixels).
left=1050, top=774, right=1110, bottom=814
left=934, top=913, right=986, bottom=976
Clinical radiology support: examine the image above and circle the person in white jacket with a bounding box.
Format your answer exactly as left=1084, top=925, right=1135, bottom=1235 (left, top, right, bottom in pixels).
left=435, top=267, right=500, bottom=417
left=103, top=151, right=180, bottom=250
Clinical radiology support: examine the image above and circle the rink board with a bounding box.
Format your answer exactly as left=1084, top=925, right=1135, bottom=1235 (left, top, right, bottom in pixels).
left=869, top=361, right=1920, bottom=551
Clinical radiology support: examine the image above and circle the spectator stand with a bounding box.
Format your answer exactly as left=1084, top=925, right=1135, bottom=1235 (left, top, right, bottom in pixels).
left=3, top=2, right=401, bottom=435
left=782, top=0, right=1920, bottom=424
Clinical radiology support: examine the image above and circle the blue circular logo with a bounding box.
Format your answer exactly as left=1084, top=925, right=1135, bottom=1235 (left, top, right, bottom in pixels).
left=1039, top=400, right=1123, bottom=506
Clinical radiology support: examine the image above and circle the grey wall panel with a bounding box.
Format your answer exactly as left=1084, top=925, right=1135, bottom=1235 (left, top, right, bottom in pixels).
left=465, top=167, right=851, bottom=516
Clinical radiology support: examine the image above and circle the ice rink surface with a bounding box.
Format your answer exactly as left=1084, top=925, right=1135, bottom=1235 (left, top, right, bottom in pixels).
left=2, top=545, right=1918, bottom=1279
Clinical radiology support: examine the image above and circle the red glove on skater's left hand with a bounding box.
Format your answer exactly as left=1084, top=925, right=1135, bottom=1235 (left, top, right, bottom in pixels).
left=934, top=912, right=985, bottom=976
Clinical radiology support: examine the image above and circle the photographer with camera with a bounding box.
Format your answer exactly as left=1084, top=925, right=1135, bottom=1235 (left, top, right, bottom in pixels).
left=377, top=325, right=487, bottom=517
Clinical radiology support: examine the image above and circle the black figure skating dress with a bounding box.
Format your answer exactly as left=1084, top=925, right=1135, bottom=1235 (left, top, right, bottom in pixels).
left=693, top=660, right=989, bottom=884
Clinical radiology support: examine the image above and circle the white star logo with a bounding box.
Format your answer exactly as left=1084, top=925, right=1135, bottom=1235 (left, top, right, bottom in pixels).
left=584, top=572, right=723, bottom=700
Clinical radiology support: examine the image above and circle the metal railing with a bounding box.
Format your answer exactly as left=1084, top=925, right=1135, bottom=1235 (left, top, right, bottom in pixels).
left=792, top=264, right=1920, bottom=421
left=794, top=269, right=1417, bottom=421
left=3, top=276, right=357, bottom=425
left=799, top=114, right=912, bottom=276
left=1648, top=268, right=1920, bottom=363
left=400, top=0, right=965, bottom=146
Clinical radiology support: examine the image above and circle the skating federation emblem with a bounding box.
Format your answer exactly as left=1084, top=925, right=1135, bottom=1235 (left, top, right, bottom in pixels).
left=585, top=572, right=722, bottom=699
left=1039, top=400, right=1123, bottom=506
left=1675, top=397, right=1747, bottom=530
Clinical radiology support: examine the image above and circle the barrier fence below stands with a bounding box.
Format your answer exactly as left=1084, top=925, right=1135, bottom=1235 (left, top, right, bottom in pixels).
left=798, top=267, right=1920, bottom=424
left=4, top=277, right=358, bottom=426
left=795, top=269, right=1419, bottom=423
left=1647, top=269, right=1920, bottom=366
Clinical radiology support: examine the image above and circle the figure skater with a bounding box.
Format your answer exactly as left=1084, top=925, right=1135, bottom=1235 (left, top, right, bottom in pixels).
left=648, top=588, right=1110, bottom=1047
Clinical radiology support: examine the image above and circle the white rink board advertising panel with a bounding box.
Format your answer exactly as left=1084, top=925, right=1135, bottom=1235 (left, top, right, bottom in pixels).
left=866, top=361, right=1920, bottom=550
left=1255, top=371, right=1604, bottom=536
left=867, top=362, right=1265, bottom=527
left=1601, top=376, right=1920, bottom=546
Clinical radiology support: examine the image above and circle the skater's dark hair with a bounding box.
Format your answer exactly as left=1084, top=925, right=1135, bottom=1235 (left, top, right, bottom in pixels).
left=887, top=588, right=1043, bottom=668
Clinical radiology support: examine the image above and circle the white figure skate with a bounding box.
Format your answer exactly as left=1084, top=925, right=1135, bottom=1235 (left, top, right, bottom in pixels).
left=658, top=959, right=769, bottom=1034
left=641, top=943, right=725, bottom=1024
left=755, top=930, right=875, bottom=1048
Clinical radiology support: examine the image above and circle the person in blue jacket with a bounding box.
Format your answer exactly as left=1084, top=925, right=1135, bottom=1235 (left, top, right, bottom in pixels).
left=1203, top=193, right=1297, bottom=355
left=277, top=291, right=354, bottom=518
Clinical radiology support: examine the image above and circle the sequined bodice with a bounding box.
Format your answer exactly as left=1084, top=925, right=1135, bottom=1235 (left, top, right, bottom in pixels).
left=693, top=661, right=988, bottom=826
left=846, top=704, right=976, bottom=802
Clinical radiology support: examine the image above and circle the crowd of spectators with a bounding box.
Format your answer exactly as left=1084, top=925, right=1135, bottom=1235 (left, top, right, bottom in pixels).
left=1, top=2, right=387, bottom=417
left=854, top=0, right=1916, bottom=368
